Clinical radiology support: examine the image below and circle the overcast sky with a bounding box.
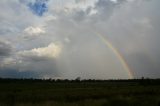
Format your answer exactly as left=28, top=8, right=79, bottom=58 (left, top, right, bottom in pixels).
left=0, top=0, right=160, bottom=79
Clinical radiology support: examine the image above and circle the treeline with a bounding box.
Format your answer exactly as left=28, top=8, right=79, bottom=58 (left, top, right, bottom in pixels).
left=0, top=77, right=160, bottom=85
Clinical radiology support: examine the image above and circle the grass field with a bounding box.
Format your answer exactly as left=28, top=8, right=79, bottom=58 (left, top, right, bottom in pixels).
left=0, top=79, right=160, bottom=106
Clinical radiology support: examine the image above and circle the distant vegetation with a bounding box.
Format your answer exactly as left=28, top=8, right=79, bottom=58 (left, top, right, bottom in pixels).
left=0, top=78, right=160, bottom=106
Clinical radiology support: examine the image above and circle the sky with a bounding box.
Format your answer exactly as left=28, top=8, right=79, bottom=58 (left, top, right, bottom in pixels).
left=0, top=0, right=160, bottom=79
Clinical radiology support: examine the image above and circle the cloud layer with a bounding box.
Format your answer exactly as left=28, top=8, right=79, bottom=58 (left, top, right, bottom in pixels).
left=0, top=0, right=160, bottom=79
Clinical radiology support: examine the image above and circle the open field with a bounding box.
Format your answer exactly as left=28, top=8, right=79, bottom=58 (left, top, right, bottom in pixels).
left=0, top=79, right=160, bottom=106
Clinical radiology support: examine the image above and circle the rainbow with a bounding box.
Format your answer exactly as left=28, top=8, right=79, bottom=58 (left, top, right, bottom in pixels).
left=93, top=32, right=134, bottom=79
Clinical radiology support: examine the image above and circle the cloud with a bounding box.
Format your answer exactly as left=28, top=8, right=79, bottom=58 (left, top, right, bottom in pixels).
left=0, top=39, right=13, bottom=56
left=93, top=0, right=160, bottom=78
left=0, top=69, right=40, bottom=78
left=24, top=26, right=45, bottom=36
left=0, top=43, right=62, bottom=78
left=93, top=0, right=126, bottom=20
left=75, top=0, right=86, bottom=4
left=18, top=43, right=62, bottom=61
left=0, top=0, right=160, bottom=79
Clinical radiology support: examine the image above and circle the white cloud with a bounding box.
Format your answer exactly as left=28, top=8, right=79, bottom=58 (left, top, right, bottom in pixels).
left=24, top=26, right=45, bottom=36
left=110, top=0, right=117, bottom=3
left=18, top=43, right=62, bottom=60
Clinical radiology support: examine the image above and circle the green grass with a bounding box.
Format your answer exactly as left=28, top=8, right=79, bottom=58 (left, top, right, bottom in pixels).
left=0, top=79, right=160, bottom=106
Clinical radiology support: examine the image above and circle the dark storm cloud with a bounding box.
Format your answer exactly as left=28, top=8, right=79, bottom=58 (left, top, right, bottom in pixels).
left=72, top=10, right=87, bottom=21
left=0, top=69, right=40, bottom=78
left=0, top=39, right=12, bottom=56
left=94, top=0, right=127, bottom=20
left=126, top=52, right=160, bottom=78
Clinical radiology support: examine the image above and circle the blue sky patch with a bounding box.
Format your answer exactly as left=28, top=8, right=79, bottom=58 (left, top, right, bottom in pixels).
left=27, top=0, right=49, bottom=16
